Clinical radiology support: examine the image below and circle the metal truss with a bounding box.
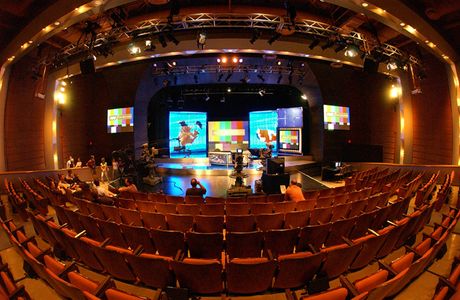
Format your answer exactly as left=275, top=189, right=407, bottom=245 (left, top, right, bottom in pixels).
left=59, top=12, right=421, bottom=66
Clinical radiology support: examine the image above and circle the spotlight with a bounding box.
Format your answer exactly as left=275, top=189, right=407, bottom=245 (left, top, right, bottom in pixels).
left=344, top=44, right=359, bottom=57
left=217, top=73, right=224, bottom=82
left=277, top=74, right=283, bottom=84
left=258, top=89, right=266, bottom=97
left=158, top=35, right=167, bottom=47
left=221, top=57, right=228, bottom=64
left=225, top=72, right=233, bottom=82
left=309, top=38, right=320, bottom=50
left=227, top=87, right=232, bottom=92
left=197, top=32, right=206, bottom=49
left=166, top=31, right=180, bottom=45
left=386, top=61, right=398, bottom=71
left=277, top=61, right=282, bottom=66
left=268, top=32, right=281, bottom=45
left=217, top=58, right=221, bottom=63
left=250, top=29, right=262, bottom=44
left=301, top=94, right=307, bottom=100
left=128, top=43, right=141, bottom=55
left=232, top=57, right=238, bottom=64
left=144, top=39, right=156, bottom=52
left=239, top=58, right=243, bottom=63
left=257, top=74, right=266, bottom=82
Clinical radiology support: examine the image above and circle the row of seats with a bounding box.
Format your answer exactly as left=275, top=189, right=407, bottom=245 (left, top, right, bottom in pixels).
left=22, top=203, right=434, bottom=296
left=0, top=255, right=31, bottom=299
left=1, top=218, right=149, bottom=300
left=434, top=171, right=455, bottom=211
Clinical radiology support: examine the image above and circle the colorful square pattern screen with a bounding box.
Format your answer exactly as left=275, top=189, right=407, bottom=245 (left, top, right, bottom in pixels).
left=249, top=110, right=278, bottom=151
left=323, top=105, right=350, bottom=130
left=208, top=121, right=249, bottom=151
left=279, top=129, right=300, bottom=150
left=107, top=107, right=134, bottom=133
left=169, top=111, right=207, bottom=158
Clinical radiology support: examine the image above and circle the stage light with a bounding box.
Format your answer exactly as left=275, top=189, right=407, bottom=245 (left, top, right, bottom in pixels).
left=277, top=61, right=282, bottom=66
left=197, top=32, right=206, bottom=49
left=232, top=57, right=238, bottom=64
left=225, top=72, right=233, bottom=82
left=250, top=29, right=262, bottom=44
left=257, top=74, right=265, bottom=82
left=145, top=39, right=156, bottom=52
left=309, top=38, right=320, bottom=50
left=158, top=35, right=167, bottom=47
left=221, top=57, right=228, bottom=64
left=389, top=84, right=401, bottom=99
left=128, top=43, right=141, bottom=55
left=239, top=58, right=243, bottom=63
left=301, top=94, right=308, bottom=100
left=227, top=87, right=232, bottom=92
left=268, top=32, right=281, bottom=45
left=60, top=81, right=67, bottom=87
left=60, top=86, right=66, bottom=92
left=217, top=58, right=221, bottom=63
left=258, top=89, right=266, bottom=97
left=172, top=61, right=177, bottom=66
left=361, top=2, right=369, bottom=7
left=54, top=21, right=61, bottom=26
left=386, top=61, right=398, bottom=71
left=344, top=44, right=359, bottom=57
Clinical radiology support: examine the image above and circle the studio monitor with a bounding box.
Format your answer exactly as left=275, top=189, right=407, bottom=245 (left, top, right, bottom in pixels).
left=80, top=58, right=95, bottom=74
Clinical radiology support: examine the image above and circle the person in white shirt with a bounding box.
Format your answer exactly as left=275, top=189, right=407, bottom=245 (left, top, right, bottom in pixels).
left=75, top=157, right=82, bottom=168
left=66, top=156, right=74, bottom=168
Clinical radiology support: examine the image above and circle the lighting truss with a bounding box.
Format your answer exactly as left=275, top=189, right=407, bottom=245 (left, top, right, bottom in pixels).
left=58, top=12, right=421, bottom=66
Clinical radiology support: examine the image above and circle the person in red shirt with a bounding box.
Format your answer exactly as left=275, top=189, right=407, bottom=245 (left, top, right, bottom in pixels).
left=284, top=179, right=305, bottom=202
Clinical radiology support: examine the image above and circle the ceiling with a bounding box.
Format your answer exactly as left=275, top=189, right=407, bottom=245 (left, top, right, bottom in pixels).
left=0, top=0, right=459, bottom=67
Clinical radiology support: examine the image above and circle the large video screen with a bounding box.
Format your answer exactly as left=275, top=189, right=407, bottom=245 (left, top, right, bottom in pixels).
left=107, top=107, right=134, bottom=133
left=278, top=128, right=302, bottom=153
left=277, top=107, right=303, bottom=128
left=169, top=111, right=207, bottom=158
left=249, top=110, right=278, bottom=151
left=208, top=121, right=249, bottom=152
left=324, top=105, right=350, bottom=130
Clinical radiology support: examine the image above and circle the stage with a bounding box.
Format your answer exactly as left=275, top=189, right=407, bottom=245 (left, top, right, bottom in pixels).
left=154, top=155, right=318, bottom=176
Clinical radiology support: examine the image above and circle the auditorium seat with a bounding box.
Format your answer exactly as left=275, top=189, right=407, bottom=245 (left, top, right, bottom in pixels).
left=119, top=208, right=143, bottom=226
left=226, top=196, right=247, bottom=203
left=119, top=224, right=156, bottom=254
left=96, top=219, right=128, bottom=248
left=101, top=205, right=122, bottom=224
left=53, top=204, right=71, bottom=225
left=371, top=205, right=392, bottom=230
left=226, top=257, right=276, bottom=294
left=118, top=191, right=134, bottom=200
left=63, top=208, right=85, bottom=233
left=177, top=204, right=200, bottom=216
left=171, top=258, right=224, bottom=294
left=105, top=288, right=150, bottom=300
left=348, top=190, right=362, bottom=203
left=349, top=210, right=377, bottom=239
left=86, top=202, right=106, bottom=220
left=267, top=194, right=284, bottom=203
left=132, top=192, right=148, bottom=202
left=376, top=222, right=409, bottom=259
left=166, top=214, right=194, bottom=232
left=140, top=211, right=166, bottom=229
left=319, top=189, right=334, bottom=198
left=309, top=207, right=332, bottom=225
left=247, top=194, right=267, bottom=203
left=67, top=270, right=113, bottom=300
left=78, top=214, right=105, bottom=241
left=349, top=233, right=388, bottom=270
left=44, top=266, right=92, bottom=300
left=263, top=228, right=299, bottom=257
left=285, top=210, right=309, bottom=228
left=333, top=194, right=349, bottom=205
left=296, top=200, right=316, bottom=211
left=303, top=190, right=319, bottom=201
left=273, top=201, right=296, bottom=214
left=185, top=195, right=204, bottom=204
left=299, top=288, right=348, bottom=300
left=324, top=217, right=357, bottom=247
left=250, top=202, right=274, bottom=214
left=124, top=252, right=174, bottom=289
left=330, top=203, right=351, bottom=222
left=150, top=228, right=185, bottom=257
left=0, top=264, right=29, bottom=299
left=320, top=242, right=362, bottom=279
left=298, top=223, right=332, bottom=251
left=365, top=194, right=380, bottom=212
left=204, top=196, right=225, bottom=204
left=116, top=198, right=137, bottom=210
left=90, top=244, right=137, bottom=282
left=255, top=213, right=284, bottom=230
left=316, top=196, right=334, bottom=208
left=166, top=195, right=184, bottom=204
left=273, top=251, right=325, bottom=289
left=134, top=201, right=156, bottom=213
left=148, top=193, right=166, bottom=203
left=74, top=198, right=91, bottom=215
left=339, top=269, right=389, bottom=299
left=186, top=231, right=223, bottom=259
left=194, top=215, right=224, bottom=233
left=226, top=203, right=250, bottom=215
left=226, top=215, right=256, bottom=232
left=226, top=231, right=263, bottom=259
left=155, top=203, right=177, bottom=214
left=66, top=235, right=105, bottom=272
left=348, top=199, right=368, bottom=218
left=200, top=203, right=225, bottom=215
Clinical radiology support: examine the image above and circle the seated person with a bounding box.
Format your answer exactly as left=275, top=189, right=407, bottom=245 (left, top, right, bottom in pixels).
left=92, top=179, right=116, bottom=198
left=57, top=174, right=70, bottom=195
left=284, top=179, right=305, bottom=202
left=118, top=177, right=138, bottom=194
left=65, top=169, right=80, bottom=184
left=185, top=178, right=207, bottom=198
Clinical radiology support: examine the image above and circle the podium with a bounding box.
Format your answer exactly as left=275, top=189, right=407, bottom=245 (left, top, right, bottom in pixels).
left=261, top=173, right=290, bottom=194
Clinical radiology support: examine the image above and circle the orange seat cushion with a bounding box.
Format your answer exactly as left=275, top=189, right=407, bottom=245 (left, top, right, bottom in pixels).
left=44, top=255, right=65, bottom=275
left=301, top=287, right=348, bottom=300
left=68, top=271, right=99, bottom=294
left=354, top=270, right=389, bottom=294
left=391, top=252, right=414, bottom=274
left=105, top=289, right=142, bottom=300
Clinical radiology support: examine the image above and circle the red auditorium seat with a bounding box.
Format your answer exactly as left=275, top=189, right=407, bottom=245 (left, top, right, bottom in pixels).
left=226, top=231, right=264, bottom=259
left=124, top=252, right=174, bottom=289
left=200, top=203, right=225, bottom=215
left=298, top=223, right=332, bottom=251
left=132, top=191, right=148, bottom=202
left=86, top=202, right=106, bottom=220
left=319, top=242, right=362, bottom=279
left=53, top=204, right=71, bottom=225
left=226, top=257, right=276, bottom=294
left=148, top=193, right=166, bottom=203
left=256, top=212, right=284, bottom=230
left=333, top=194, right=349, bottom=205
left=263, top=228, right=299, bottom=257
left=96, top=219, right=128, bottom=248
left=226, top=203, right=250, bottom=215
left=348, top=199, right=368, bottom=218
left=330, top=203, right=351, bottom=222
left=247, top=194, right=267, bottom=203
left=119, top=224, right=156, bottom=254
left=62, top=208, right=85, bottom=233
left=118, top=208, right=143, bottom=226
left=339, top=269, right=389, bottom=299
left=376, top=222, right=409, bottom=259
left=155, top=203, right=177, bottom=214
left=226, top=215, right=256, bottom=232
left=67, top=235, right=105, bottom=272
left=324, top=216, right=357, bottom=247
left=309, top=207, right=332, bottom=225
left=296, top=200, right=316, bottom=211
left=118, top=191, right=134, bottom=200
left=140, top=211, right=166, bottom=229
left=116, top=198, right=137, bottom=210
left=101, top=205, right=122, bottom=224
left=78, top=214, right=105, bottom=241
left=204, top=196, right=226, bottom=204
left=273, top=251, right=325, bottom=289
left=0, top=263, right=31, bottom=299
left=349, top=210, right=378, bottom=239
left=302, top=190, right=319, bottom=201
left=194, top=215, right=224, bottom=233
left=299, top=287, right=348, bottom=300
left=316, top=195, right=334, bottom=208
left=166, top=214, right=194, bottom=232
left=105, top=288, right=151, bottom=300
left=150, top=228, right=185, bottom=257
left=176, top=204, right=200, bottom=216
left=250, top=202, right=274, bottom=214
left=184, top=195, right=204, bottom=204
left=267, top=194, right=284, bottom=203
left=273, top=201, right=296, bottom=213
left=171, top=258, right=224, bottom=294
left=186, top=231, right=223, bottom=259
left=349, top=233, right=388, bottom=270
left=135, top=201, right=156, bottom=213
left=226, top=196, right=247, bottom=203
left=90, top=244, right=137, bottom=282
left=285, top=210, right=309, bottom=228
left=74, top=198, right=91, bottom=215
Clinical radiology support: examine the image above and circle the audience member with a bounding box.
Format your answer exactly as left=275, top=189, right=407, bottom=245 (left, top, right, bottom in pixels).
left=118, top=177, right=138, bottom=193
left=64, top=169, right=80, bottom=184
left=284, top=179, right=305, bottom=202
left=100, top=157, right=109, bottom=182
left=87, top=155, right=96, bottom=177
left=57, top=174, right=70, bottom=195
left=185, top=178, right=207, bottom=197
left=92, top=179, right=116, bottom=198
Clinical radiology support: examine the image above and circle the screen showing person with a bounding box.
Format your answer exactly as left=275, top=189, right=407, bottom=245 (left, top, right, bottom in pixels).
left=107, top=107, right=134, bottom=133
left=277, top=107, right=303, bottom=128
left=249, top=110, right=278, bottom=151
left=208, top=121, right=249, bottom=151
left=169, top=111, right=207, bottom=158
left=278, top=128, right=302, bottom=153
left=323, top=105, right=350, bottom=130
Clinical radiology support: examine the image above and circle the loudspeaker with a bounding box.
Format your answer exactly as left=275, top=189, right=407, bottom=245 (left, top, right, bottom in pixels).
left=79, top=58, right=95, bottom=74
left=363, top=58, right=378, bottom=73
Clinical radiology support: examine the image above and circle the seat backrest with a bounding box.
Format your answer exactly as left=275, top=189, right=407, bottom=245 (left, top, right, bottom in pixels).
left=263, top=228, right=300, bottom=257
left=226, top=231, right=263, bottom=259
left=148, top=193, right=166, bottom=203
left=247, top=194, right=267, bottom=203
left=120, top=224, right=156, bottom=254
left=204, top=196, right=226, bottom=204
left=297, top=223, right=332, bottom=251
left=96, top=219, right=128, bottom=248
left=324, top=216, right=357, bottom=247
left=124, top=253, right=174, bottom=289
left=101, top=205, right=122, bottom=224
left=150, top=228, right=185, bottom=257
left=116, top=198, right=137, bottom=210
left=155, top=203, right=177, bottom=214
left=119, top=208, right=143, bottom=226
left=194, top=215, right=224, bottom=233
left=166, top=195, right=185, bottom=204
left=226, top=257, right=276, bottom=294
left=184, top=195, right=204, bottom=204
left=171, top=258, right=223, bottom=294
left=274, top=251, right=325, bottom=289
left=296, top=200, right=316, bottom=211
left=250, top=202, right=274, bottom=215
left=166, top=214, right=194, bottom=232
left=185, top=231, right=223, bottom=259
left=320, top=243, right=362, bottom=279
left=267, top=194, right=285, bottom=203
left=140, top=211, right=166, bottom=229
left=330, top=203, right=351, bottom=222
left=316, top=196, right=334, bottom=208
left=255, top=213, right=284, bottom=231
left=309, top=207, right=332, bottom=225
left=177, top=204, right=201, bottom=216
left=135, top=200, right=156, bottom=213
left=299, top=287, right=348, bottom=300
left=226, top=203, right=250, bottom=215
left=226, top=215, right=256, bottom=232
left=273, top=201, right=297, bottom=214
left=285, top=210, right=309, bottom=228
left=200, top=203, right=225, bottom=216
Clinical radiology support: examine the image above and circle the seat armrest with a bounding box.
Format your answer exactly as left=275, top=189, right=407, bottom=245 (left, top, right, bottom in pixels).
left=378, top=260, right=397, bottom=277
left=94, top=276, right=115, bottom=298
left=339, top=275, right=359, bottom=297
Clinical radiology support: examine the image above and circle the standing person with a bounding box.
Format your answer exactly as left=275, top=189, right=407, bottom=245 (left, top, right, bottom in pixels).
left=66, top=156, right=74, bottom=168
left=111, top=158, right=118, bottom=180
left=87, top=155, right=96, bottom=178
left=185, top=178, right=207, bottom=198
left=284, top=179, right=305, bottom=202
left=100, top=157, right=109, bottom=182
left=75, top=157, right=82, bottom=168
